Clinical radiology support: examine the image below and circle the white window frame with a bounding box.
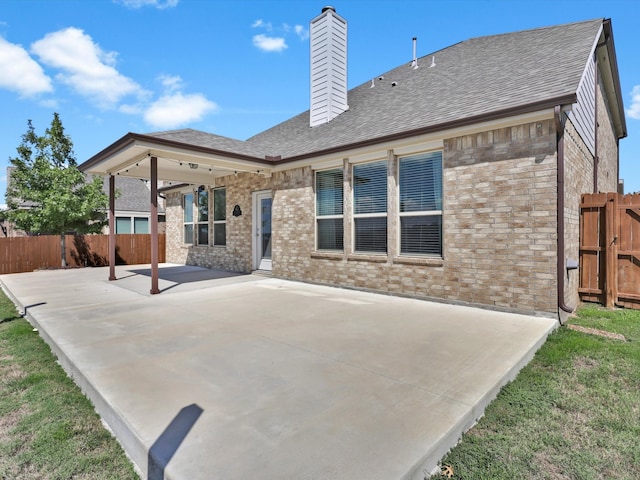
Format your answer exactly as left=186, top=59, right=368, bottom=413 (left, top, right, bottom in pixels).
left=352, top=159, right=388, bottom=254
left=397, top=150, right=443, bottom=257
left=196, top=188, right=209, bottom=246
left=183, top=192, right=194, bottom=245
left=115, top=215, right=150, bottom=234
left=315, top=168, right=344, bottom=251
left=212, top=187, right=226, bottom=246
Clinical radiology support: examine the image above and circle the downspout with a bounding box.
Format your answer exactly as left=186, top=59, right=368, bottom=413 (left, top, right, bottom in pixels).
left=555, top=105, right=574, bottom=321
left=593, top=55, right=599, bottom=193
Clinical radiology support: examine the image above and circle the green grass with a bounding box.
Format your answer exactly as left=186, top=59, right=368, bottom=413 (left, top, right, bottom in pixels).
left=0, top=289, right=138, bottom=480
left=430, top=304, right=640, bottom=480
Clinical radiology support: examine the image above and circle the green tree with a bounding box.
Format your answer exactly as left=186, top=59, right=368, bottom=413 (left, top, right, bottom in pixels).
left=5, top=113, right=108, bottom=267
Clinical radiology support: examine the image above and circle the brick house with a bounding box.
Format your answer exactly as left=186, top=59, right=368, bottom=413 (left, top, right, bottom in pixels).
left=80, top=8, right=627, bottom=319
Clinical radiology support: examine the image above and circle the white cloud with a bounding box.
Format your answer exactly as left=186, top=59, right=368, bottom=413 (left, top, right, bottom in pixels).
left=0, top=36, right=53, bottom=97
left=31, top=27, right=145, bottom=108
left=158, top=74, right=183, bottom=93
left=252, top=19, right=272, bottom=31
left=252, top=34, right=287, bottom=53
left=144, top=92, right=218, bottom=129
left=294, top=25, right=309, bottom=41
left=115, top=0, right=178, bottom=9
left=627, top=85, right=640, bottom=120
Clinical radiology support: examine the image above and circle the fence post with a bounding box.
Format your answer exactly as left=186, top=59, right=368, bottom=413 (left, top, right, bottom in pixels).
left=605, top=193, right=618, bottom=308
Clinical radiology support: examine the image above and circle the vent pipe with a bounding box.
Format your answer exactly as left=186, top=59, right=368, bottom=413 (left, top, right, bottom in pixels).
left=309, top=6, right=348, bottom=127
left=411, top=37, right=418, bottom=69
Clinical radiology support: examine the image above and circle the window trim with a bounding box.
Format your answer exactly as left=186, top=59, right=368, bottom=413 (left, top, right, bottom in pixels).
left=183, top=192, right=194, bottom=245
left=315, top=167, right=344, bottom=252
left=212, top=187, right=226, bottom=246
left=397, top=150, right=444, bottom=258
left=352, top=160, right=388, bottom=255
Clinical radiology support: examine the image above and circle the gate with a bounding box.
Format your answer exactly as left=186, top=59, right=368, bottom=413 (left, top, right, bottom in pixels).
left=579, top=193, right=640, bottom=309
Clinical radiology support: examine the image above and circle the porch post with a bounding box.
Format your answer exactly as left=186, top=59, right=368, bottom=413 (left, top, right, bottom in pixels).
left=150, top=156, right=160, bottom=294
left=108, top=174, right=116, bottom=281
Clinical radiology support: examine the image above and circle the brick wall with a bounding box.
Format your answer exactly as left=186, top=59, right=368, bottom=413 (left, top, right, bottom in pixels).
left=443, top=120, right=558, bottom=313
left=564, top=119, right=594, bottom=309
left=166, top=119, right=561, bottom=315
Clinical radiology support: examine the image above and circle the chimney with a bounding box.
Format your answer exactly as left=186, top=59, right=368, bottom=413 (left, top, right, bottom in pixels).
left=309, top=6, right=348, bottom=127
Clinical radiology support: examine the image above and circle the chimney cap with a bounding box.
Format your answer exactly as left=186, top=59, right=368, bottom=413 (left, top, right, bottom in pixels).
left=322, top=5, right=336, bottom=13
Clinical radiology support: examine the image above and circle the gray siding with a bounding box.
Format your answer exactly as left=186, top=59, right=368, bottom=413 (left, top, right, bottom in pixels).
left=570, top=54, right=596, bottom=155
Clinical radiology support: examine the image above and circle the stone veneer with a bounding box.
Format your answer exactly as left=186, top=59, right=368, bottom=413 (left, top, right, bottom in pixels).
left=165, top=119, right=574, bottom=316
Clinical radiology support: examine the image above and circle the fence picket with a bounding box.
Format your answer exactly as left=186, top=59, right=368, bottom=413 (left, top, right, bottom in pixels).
left=0, top=234, right=166, bottom=275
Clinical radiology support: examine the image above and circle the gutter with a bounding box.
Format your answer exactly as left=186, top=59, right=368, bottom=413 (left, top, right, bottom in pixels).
left=555, top=105, right=574, bottom=322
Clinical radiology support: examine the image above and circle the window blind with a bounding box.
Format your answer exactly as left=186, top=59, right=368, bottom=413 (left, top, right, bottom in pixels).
left=316, top=169, right=343, bottom=216
left=399, top=152, right=442, bottom=213
left=354, top=161, right=387, bottom=214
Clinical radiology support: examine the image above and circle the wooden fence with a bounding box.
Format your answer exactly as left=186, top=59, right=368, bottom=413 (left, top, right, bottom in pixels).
left=579, top=193, right=640, bottom=309
left=0, top=234, right=166, bottom=275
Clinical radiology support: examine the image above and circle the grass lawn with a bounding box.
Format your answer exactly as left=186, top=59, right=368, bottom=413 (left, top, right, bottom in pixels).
left=0, top=289, right=138, bottom=479
left=430, top=305, right=640, bottom=480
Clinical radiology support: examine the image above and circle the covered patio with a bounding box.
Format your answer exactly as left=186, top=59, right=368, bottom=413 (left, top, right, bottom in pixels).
left=80, top=130, right=275, bottom=293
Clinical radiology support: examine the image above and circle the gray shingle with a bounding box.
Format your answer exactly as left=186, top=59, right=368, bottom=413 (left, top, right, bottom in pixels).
left=247, top=19, right=603, bottom=158
left=146, top=129, right=268, bottom=159
left=102, top=176, right=165, bottom=214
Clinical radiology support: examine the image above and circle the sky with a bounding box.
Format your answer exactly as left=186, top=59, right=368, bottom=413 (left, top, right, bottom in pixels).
left=1, top=0, right=639, bottom=206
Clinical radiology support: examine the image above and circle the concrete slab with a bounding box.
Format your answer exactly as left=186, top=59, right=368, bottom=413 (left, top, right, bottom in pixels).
left=1, top=264, right=557, bottom=480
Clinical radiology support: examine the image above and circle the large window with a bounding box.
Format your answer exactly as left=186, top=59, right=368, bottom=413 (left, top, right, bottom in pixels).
left=116, top=216, right=149, bottom=234
left=183, top=193, right=194, bottom=244
left=213, top=188, right=226, bottom=246
left=398, top=151, right=443, bottom=256
left=197, top=189, right=209, bottom=246
left=316, top=169, right=344, bottom=250
left=353, top=160, right=387, bottom=253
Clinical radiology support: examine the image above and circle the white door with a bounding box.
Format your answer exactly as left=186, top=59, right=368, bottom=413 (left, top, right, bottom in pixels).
left=253, top=191, right=272, bottom=271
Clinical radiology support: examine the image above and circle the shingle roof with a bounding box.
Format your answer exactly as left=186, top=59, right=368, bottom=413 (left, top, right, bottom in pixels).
left=146, top=129, right=268, bottom=159
left=246, top=19, right=603, bottom=158
left=102, top=176, right=166, bottom=213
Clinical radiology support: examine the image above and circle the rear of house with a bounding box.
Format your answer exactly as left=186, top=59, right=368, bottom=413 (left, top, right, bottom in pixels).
left=81, top=9, right=627, bottom=319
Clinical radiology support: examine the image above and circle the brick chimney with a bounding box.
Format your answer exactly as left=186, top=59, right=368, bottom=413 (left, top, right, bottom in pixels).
left=309, top=6, right=348, bottom=127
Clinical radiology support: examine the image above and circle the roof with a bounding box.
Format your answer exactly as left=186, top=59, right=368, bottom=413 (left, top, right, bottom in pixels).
left=82, top=18, right=625, bottom=176
left=247, top=19, right=605, bottom=158
left=146, top=129, right=267, bottom=159
left=103, top=176, right=165, bottom=213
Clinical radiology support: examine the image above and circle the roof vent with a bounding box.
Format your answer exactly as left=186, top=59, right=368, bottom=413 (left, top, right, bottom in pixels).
left=309, top=7, right=348, bottom=127
left=410, top=37, right=419, bottom=69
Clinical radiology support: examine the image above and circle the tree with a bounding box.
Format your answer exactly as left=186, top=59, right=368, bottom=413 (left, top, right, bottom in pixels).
left=5, top=113, right=108, bottom=267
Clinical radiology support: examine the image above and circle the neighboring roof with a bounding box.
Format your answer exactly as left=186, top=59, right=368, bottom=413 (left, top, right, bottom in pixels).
left=247, top=19, right=604, bottom=158
left=103, top=176, right=165, bottom=214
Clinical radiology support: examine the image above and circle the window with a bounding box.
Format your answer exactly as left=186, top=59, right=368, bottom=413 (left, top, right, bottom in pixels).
left=183, top=193, right=194, bottom=244
left=316, top=169, right=343, bottom=250
left=398, top=151, right=443, bottom=256
left=213, top=188, right=226, bottom=246
left=115, top=216, right=149, bottom=234
left=133, top=217, right=149, bottom=234
left=353, top=160, right=387, bottom=253
left=197, top=189, right=209, bottom=246
left=115, top=216, right=132, bottom=234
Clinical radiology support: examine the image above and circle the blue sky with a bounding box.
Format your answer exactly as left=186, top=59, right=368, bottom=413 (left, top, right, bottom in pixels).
left=1, top=0, right=639, bottom=205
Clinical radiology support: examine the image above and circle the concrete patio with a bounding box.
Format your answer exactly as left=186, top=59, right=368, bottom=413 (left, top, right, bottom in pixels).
left=0, top=264, right=557, bottom=480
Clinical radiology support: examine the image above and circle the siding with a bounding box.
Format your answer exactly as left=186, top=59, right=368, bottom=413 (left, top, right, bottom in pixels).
left=570, top=54, right=596, bottom=155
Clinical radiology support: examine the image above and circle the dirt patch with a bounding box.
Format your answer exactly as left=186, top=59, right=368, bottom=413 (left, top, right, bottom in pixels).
left=0, top=354, right=26, bottom=383
left=566, top=324, right=626, bottom=341
left=0, top=404, right=30, bottom=437
left=533, top=451, right=570, bottom=480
